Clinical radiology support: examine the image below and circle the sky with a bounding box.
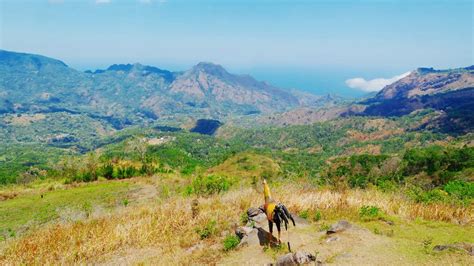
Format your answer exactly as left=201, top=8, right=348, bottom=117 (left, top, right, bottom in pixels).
left=0, top=0, right=472, bottom=97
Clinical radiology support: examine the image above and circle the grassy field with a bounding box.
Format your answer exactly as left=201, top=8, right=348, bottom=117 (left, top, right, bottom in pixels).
left=0, top=180, right=131, bottom=241
left=0, top=175, right=472, bottom=265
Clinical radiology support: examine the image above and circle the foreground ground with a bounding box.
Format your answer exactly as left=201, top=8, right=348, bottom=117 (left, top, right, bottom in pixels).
left=0, top=176, right=473, bottom=265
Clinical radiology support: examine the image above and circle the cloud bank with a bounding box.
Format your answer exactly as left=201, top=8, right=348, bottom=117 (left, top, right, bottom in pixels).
left=345, top=71, right=411, bottom=92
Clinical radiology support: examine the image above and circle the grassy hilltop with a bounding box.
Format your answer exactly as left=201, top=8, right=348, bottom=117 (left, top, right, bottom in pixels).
left=1, top=113, right=473, bottom=264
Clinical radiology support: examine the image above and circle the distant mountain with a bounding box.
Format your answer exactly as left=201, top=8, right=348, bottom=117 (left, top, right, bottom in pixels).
left=142, top=62, right=302, bottom=117
left=257, top=66, right=474, bottom=134
left=0, top=50, right=332, bottom=129
left=369, top=66, right=473, bottom=103
left=351, top=66, right=474, bottom=133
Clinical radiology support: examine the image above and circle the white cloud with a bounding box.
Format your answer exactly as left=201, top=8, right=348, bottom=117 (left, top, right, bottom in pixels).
left=345, top=72, right=411, bottom=92
left=96, top=0, right=111, bottom=4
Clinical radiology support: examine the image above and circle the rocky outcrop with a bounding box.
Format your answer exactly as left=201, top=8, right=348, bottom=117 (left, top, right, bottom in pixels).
left=342, top=66, right=474, bottom=134
left=234, top=207, right=281, bottom=248
left=433, top=242, right=473, bottom=256
left=168, top=62, right=299, bottom=113
left=276, top=251, right=317, bottom=265
left=373, top=67, right=474, bottom=101
left=326, top=220, right=352, bottom=234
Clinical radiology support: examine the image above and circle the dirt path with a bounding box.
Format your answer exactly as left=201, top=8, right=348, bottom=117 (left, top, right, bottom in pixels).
left=219, top=217, right=410, bottom=265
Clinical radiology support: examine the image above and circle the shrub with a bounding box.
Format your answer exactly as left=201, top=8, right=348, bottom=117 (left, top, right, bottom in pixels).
left=82, top=201, right=93, bottom=218
left=313, top=210, right=322, bottom=221
left=444, top=180, right=474, bottom=203
left=402, top=146, right=474, bottom=186
left=73, top=171, right=96, bottom=182
left=223, top=235, right=240, bottom=251
left=299, top=209, right=309, bottom=219
left=376, top=179, right=398, bottom=192
left=348, top=174, right=368, bottom=188
left=240, top=212, right=249, bottom=225
left=407, top=187, right=449, bottom=204
left=196, top=220, right=217, bottom=239
left=359, top=205, right=381, bottom=221
left=100, top=163, right=114, bottom=179
left=16, top=168, right=43, bottom=185
left=122, top=199, right=129, bottom=207
left=186, top=175, right=232, bottom=196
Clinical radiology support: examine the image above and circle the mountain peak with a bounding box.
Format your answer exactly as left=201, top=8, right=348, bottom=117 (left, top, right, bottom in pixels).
left=0, top=49, right=68, bottom=69
left=89, top=63, right=174, bottom=80
left=192, top=62, right=228, bottom=76
left=415, top=65, right=474, bottom=75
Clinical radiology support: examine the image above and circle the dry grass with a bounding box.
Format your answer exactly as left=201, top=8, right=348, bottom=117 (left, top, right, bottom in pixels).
left=0, top=180, right=472, bottom=265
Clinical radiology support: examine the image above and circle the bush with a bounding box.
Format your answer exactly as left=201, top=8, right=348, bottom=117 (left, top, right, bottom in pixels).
left=313, top=210, right=322, bottom=221
left=359, top=205, right=381, bottom=221
left=223, top=235, right=240, bottom=251
left=73, top=171, right=96, bottom=182
left=240, top=212, right=249, bottom=225
left=407, top=187, right=449, bottom=204
left=299, top=209, right=309, bottom=219
left=100, top=163, right=114, bottom=179
left=402, top=146, right=474, bottom=186
left=196, top=220, right=217, bottom=239
left=376, top=179, right=398, bottom=192
left=348, top=174, right=369, bottom=188
left=444, top=180, right=474, bottom=203
left=186, top=175, right=232, bottom=196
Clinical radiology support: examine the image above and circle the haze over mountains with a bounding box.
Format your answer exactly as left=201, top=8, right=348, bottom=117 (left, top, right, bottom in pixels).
left=0, top=50, right=340, bottom=129
left=1, top=49, right=473, bottom=135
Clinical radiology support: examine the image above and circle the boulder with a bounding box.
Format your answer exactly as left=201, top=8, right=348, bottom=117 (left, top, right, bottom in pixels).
left=246, top=206, right=268, bottom=228
left=238, top=228, right=260, bottom=247
left=326, top=236, right=339, bottom=243
left=247, top=206, right=264, bottom=217
left=238, top=227, right=279, bottom=248
left=249, top=213, right=268, bottom=227
left=235, top=226, right=253, bottom=239
left=276, top=251, right=316, bottom=265
left=327, top=220, right=352, bottom=234
left=433, top=242, right=473, bottom=255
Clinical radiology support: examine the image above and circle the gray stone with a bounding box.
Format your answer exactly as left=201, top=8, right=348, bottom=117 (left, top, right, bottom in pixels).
left=249, top=213, right=268, bottom=228
left=326, top=236, right=339, bottom=243
left=433, top=243, right=473, bottom=255
left=185, top=243, right=204, bottom=254
left=276, top=251, right=316, bottom=265
left=247, top=206, right=264, bottom=217
left=238, top=227, right=279, bottom=248
left=327, top=220, right=352, bottom=234
left=235, top=226, right=253, bottom=239
left=238, top=228, right=260, bottom=248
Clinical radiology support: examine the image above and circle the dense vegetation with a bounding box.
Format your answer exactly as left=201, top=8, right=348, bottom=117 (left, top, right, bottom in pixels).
left=1, top=112, right=473, bottom=206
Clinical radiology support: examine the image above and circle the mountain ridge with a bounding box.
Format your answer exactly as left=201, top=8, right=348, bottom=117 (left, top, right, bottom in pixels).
left=0, top=49, right=333, bottom=128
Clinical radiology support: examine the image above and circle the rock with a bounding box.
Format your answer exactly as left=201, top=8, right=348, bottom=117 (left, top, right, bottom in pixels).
left=238, top=227, right=279, bottom=248
left=185, top=243, right=204, bottom=254
left=276, top=251, right=316, bottom=265
left=248, top=213, right=268, bottom=227
left=246, top=206, right=268, bottom=228
left=433, top=242, right=474, bottom=255
left=327, top=220, right=352, bottom=234
left=335, top=252, right=351, bottom=259
left=326, top=236, right=339, bottom=243
left=235, top=226, right=253, bottom=239
left=238, top=228, right=260, bottom=247
left=247, top=207, right=264, bottom=217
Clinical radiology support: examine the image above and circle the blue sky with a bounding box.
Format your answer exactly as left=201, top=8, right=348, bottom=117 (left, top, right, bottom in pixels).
left=0, top=0, right=472, bottom=96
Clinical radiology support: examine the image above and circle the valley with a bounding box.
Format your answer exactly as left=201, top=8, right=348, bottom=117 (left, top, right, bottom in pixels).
left=0, top=50, right=473, bottom=265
